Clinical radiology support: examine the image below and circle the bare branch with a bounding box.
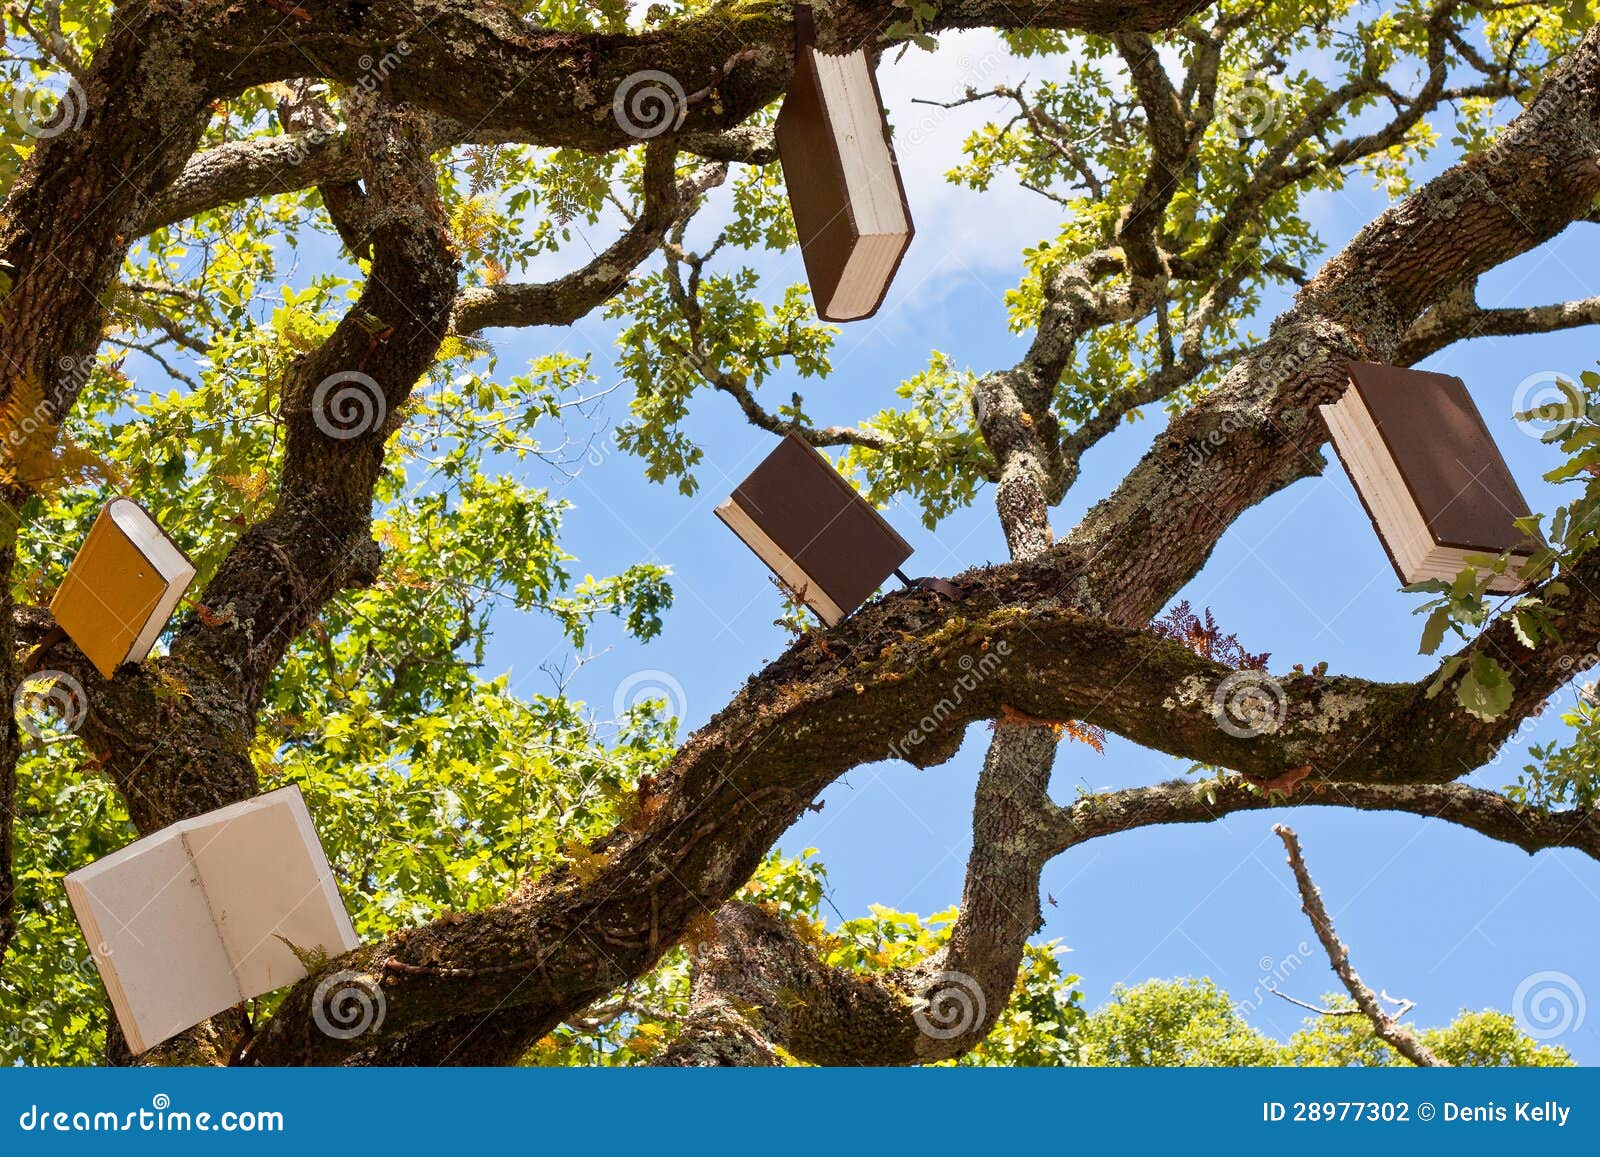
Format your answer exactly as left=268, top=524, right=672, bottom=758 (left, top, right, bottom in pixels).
left=1048, top=778, right=1600, bottom=863
left=1398, top=282, right=1600, bottom=363
left=1272, top=825, right=1445, bottom=1066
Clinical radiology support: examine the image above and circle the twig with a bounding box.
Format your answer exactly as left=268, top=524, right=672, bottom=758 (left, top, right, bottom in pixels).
left=1272, top=990, right=1362, bottom=1015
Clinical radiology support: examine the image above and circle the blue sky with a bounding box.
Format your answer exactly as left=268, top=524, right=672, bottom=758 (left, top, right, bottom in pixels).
left=444, top=29, right=1600, bottom=1061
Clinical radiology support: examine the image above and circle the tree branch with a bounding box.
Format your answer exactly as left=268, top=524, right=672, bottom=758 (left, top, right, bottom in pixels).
left=182, top=1, right=1207, bottom=150
left=450, top=142, right=724, bottom=334
left=1398, top=282, right=1600, bottom=363
left=1048, top=778, right=1600, bottom=862
left=237, top=504, right=1600, bottom=1065
left=1273, top=825, right=1445, bottom=1066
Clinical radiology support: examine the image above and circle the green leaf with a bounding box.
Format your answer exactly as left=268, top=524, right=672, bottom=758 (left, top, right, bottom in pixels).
left=1419, top=607, right=1451, bottom=656
left=1456, top=653, right=1514, bottom=722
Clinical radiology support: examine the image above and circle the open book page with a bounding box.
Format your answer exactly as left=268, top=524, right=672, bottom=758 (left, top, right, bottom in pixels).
left=65, top=830, right=240, bottom=1054
left=180, top=786, right=359, bottom=998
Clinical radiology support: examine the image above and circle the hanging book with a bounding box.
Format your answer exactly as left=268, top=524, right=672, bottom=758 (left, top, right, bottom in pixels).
left=716, top=432, right=912, bottom=625
left=65, top=785, right=358, bottom=1055
left=776, top=5, right=913, bottom=322
left=1321, top=362, right=1539, bottom=593
left=50, top=498, right=196, bottom=679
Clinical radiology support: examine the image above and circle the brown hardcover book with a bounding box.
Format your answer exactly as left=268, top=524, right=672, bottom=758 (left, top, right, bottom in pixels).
left=776, top=7, right=913, bottom=322
left=50, top=498, right=196, bottom=679
left=65, top=785, right=359, bottom=1055
left=716, top=432, right=913, bottom=625
left=1320, top=362, right=1539, bottom=593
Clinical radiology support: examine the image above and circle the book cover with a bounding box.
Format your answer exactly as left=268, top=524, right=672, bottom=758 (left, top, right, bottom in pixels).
left=1323, top=362, right=1539, bottom=592
left=715, top=432, right=913, bottom=625
left=776, top=7, right=913, bottom=321
left=49, top=498, right=196, bottom=679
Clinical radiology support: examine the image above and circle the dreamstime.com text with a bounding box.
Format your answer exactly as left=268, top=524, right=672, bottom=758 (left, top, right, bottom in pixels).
left=16, top=1094, right=284, bottom=1134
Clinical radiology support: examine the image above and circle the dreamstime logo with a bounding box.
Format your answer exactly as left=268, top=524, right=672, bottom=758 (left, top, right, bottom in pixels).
left=58, top=353, right=94, bottom=394
left=1512, top=970, right=1586, bottom=1041
left=13, top=669, right=88, bottom=740
left=283, top=127, right=334, bottom=167
left=1484, top=700, right=1552, bottom=767
left=1235, top=942, right=1313, bottom=1015
left=1212, top=670, right=1286, bottom=738
left=913, top=970, right=986, bottom=1040
left=586, top=428, right=621, bottom=468
left=353, top=40, right=412, bottom=98
left=612, top=669, right=688, bottom=722
left=1560, top=645, right=1600, bottom=682
left=311, top=970, right=387, bottom=1039
left=1217, top=71, right=1281, bottom=140
left=1184, top=410, right=1250, bottom=473
left=886, top=642, right=1011, bottom=763
left=311, top=371, right=386, bottom=439
left=0, top=358, right=84, bottom=465
left=1178, top=331, right=1330, bottom=486
left=1511, top=371, right=1584, bottom=439
left=1, top=951, right=100, bottom=1055
left=12, top=75, right=86, bottom=139
left=613, top=70, right=687, bottom=139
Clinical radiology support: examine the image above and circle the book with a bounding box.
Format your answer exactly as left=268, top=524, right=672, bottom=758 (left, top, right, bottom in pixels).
left=715, top=432, right=912, bottom=625
left=1320, top=361, right=1538, bottom=593
left=776, top=6, right=913, bottom=321
left=50, top=498, right=196, bottom=679
left=65, top=785, right=358, bottom=1055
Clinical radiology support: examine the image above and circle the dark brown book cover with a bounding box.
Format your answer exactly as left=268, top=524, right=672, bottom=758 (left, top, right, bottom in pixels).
left=1343, top=361, right=1536, bottom=556
left=716, top=432, right=912, bottom=624
left=775, top=9, right=913, bottom=322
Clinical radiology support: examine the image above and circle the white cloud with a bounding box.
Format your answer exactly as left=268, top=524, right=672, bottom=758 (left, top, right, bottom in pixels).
left=873, top=32, right=1062, bottom=291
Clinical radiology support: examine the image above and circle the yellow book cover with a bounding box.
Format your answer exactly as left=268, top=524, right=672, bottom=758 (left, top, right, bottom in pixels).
left=49, top=499, right=196, bottom=679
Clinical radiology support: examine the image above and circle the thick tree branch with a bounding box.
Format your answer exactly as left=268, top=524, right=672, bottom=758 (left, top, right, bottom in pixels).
left=140, top=121, right=779, bottom=239
left=181, top=1, right=1205, bottom=151
left=239, top=484, right=1600, bottom=1064
left=655, top=997, right=785, bottom=1066
left=140, top=129, right=356, bottom=234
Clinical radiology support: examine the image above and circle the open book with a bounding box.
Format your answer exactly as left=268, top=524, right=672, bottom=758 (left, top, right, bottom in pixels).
left=65, top=785, right=358, bottom=1054
left=50, top=497, right=196, bottom=679
left=716, top=432, right=913, bottom=625
left=1321, top=362, right=1539, bottom=593
left=776, top=7, right=913, bottom=321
